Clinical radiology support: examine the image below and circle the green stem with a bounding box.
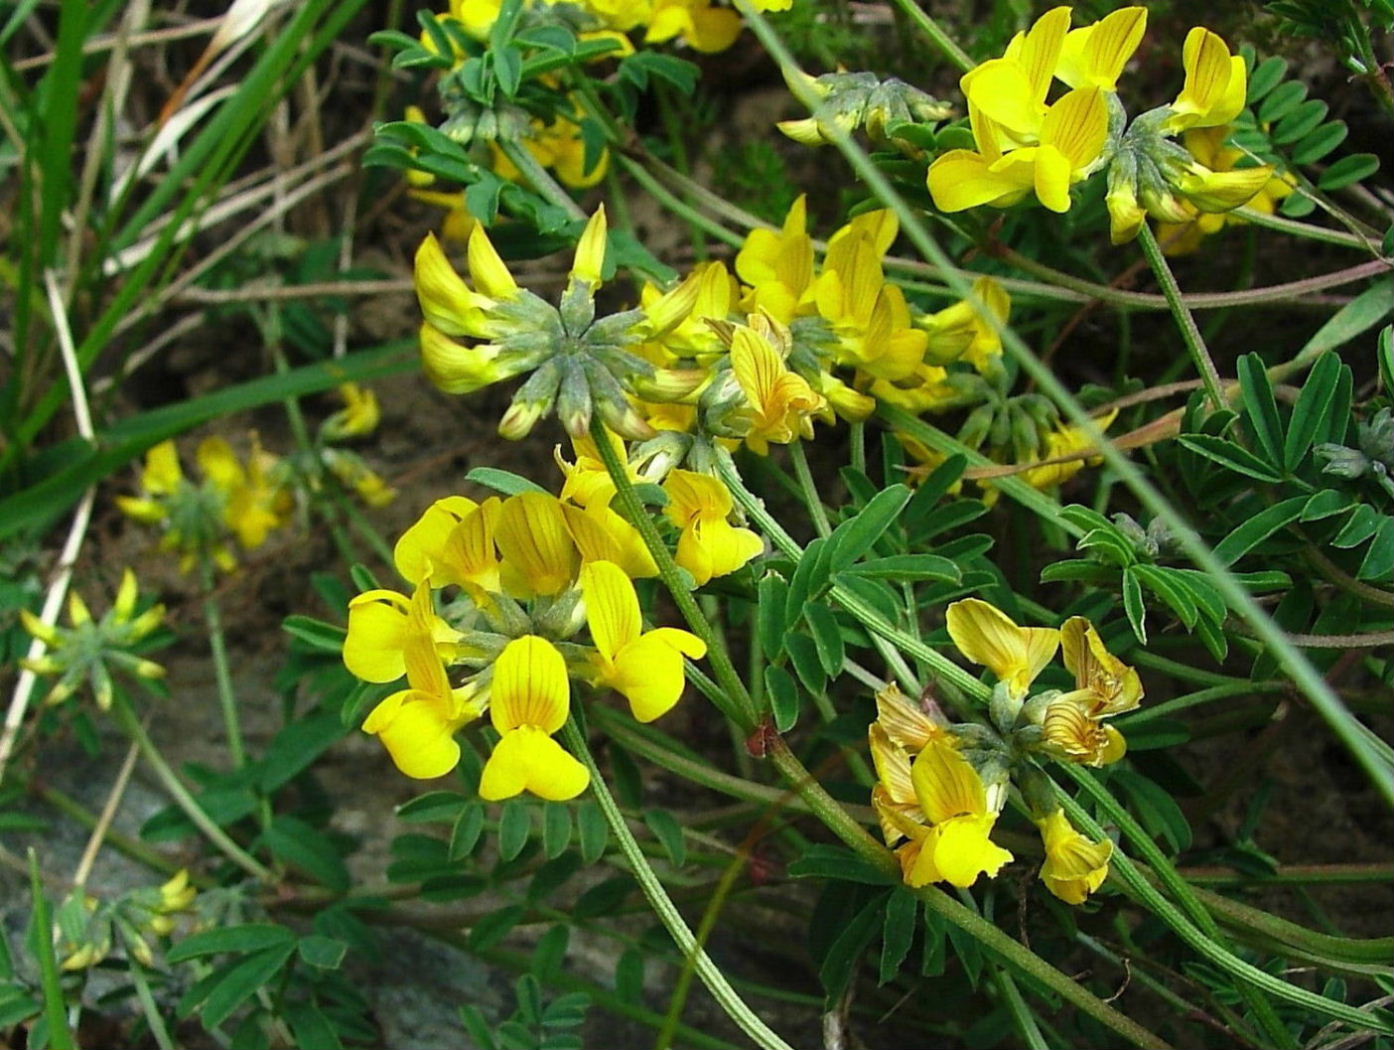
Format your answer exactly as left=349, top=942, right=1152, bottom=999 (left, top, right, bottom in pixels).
left=29, top=850, right=76, bottom=1050
left=1057, top=769, right=1387, bottom=1036
left=201, top=564, right=245, bottom=769
left=1232, top=206, right=1370, bottom=250
left=1136, top=225, right=1225, bottom=410
left=129, top=961, right=176, bottom=1050
left=561, top=720, right=795, bottom=1050
left=588, top=417, right=757, bottom=730
left=884, top=0, right=975, bottom=72
left=787, top=441, right=831, bottom=537
left=614, top=153, right=745, bottom=249
left=38, top=784, right=188, bottom=879
left=113, top=693, right=275, bottom=883
left=498, top=137, right=586, bottom=221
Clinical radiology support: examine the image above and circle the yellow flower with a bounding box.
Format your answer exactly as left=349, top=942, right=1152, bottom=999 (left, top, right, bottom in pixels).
left=344, top=586, right=462, bottom=683
left=1040, top=698, right=1127, bottom=766
left=904, top=738, right=1013, bottom=888
left=928, top=86, right=1110, bottom=214
left=662, top=470, right=763, bottom=585
left=495, top=491, right=580, bottom=598
left=945, top=598, right=1060, bottom=699
left=868, top=721, right=924, bottom=848
left=1156, top=127, right=1291, bottom=254
left=646, top=0, right=742, bottom=53
left=1019, top=409, right=1117, bottom=491
left=413, top=233, right=502, bottom=341
left=1059, top=616, right=1143, bottom=717
left=1165, top=27, right=1247, bottom=134
left=1055, top=7, right=1147, bottom=93
left=729, top=325, right=828, bottom=454
left=362, top=590, right=484, bottom=779
left=478, top=636, right=590, bottom=801
left=321, top=383, right=381, bottom=441
left=212, top=436, right=292, bottom=550
left=581, top=560, right=706, bottom=722
left=393, top=495, right=503, bottom=594
left=963, top=6, right=1072, bottom=145
left=562, top=501, right=659, bottom=579
left=874, top=683, right=945, bottom=752
left=1036, top=808, right=1113, bottom=904
left=735, top=196, right=815, bottom=324
left=555, top=430, right=638, bottom=508
left=918, top=276, right=1011, bottom=371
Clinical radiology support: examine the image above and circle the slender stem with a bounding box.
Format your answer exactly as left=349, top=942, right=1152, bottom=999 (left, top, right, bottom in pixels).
left=884, top=0, right=975, bottom=72
left=1057, top=769, right=1385, bottom=1036
left=201, top=564, right=246, bottom=769
left=561, top=720, right=795, bottom=1050
left=588, top=417, right=757, bottom=729
left=39, top=783, right=188, bottom=878
left=1232, top=206, right=1370, bottom=250
left=787, top=441, right=831, bottom=538
left=129, top=961, right=177, bottom=1050
left=1136, top=225, right=1225, bottom=410
left=113, top=693, right=275, bottom=882
left=614, top=153, right=745, bottom=249
left=497, top=137, right=586, bottom=221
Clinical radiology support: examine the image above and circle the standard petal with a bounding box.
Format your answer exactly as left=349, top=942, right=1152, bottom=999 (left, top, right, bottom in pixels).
left=393, top=496, right=480, bottom=584
left=142, top=440, right=184, bottom=495
left=945, top=598, right=1059, bottom=697
left=911, top=738, right=986, bottom=826
left=581, top=560, right=641, bottom=661
left=491, top=635, right=570, bottom=734
left=927, top=150, right=1032, bottom=212
left=466, top=224, right=519, bottom=300
left=496, top=491, right=579, bottom=597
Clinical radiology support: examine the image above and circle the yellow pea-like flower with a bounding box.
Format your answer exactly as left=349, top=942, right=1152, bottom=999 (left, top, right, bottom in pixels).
left=906, top=738, right=1013, bottom=888
left=1060, top=616, right=1144, bottom=717
left=1055, top=7, right=1147, bottom=93
left=479, top=636, right=589, bottom=801
left=344, top=586, right=461, bottom=684
left=729, top=326, right=827, bottom=454
left=946, top=598, right=1060, bottom=699
left=1166, top=27, right=1247, bottom=134
left=393, top=495, right=503, bottom=594
left=363, top=595, right=483, bottom=780
left=581, top=561, right=706, bottom=722
left=1041, top=697, right=1128, bottom=766
left=662, top=470, right=764, bottom=586
left=1036, top=808, right=1113, bottom=904
left=562, top=501, right=658, bottom=580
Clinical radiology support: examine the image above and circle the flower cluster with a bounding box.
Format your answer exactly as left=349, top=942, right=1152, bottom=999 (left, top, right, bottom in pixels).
left=56, top=870, right=198, bottom=971
left=926, top=6, right=1274, bottom=244
left=21, top=570, right=168, bottom=710
left=118, top=437, right=294, bottom=573
left=434, top=0, right=791, bottom=56
left=342, top=474, right=717, bottom=800
left=868, top=597, right=1140, bottom=903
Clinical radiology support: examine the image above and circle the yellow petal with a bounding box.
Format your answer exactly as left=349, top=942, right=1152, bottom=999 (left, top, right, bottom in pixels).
left=496, top=492, right=579, bottom=598
left=1017, top=5, right=1072, bottom=102
left=479, top=725, right=590, bottom=801
left=608, top=629, right=703, bottom=722
left=1057, top=7, right=1146, bottom=91
left=1033, top=143, right=1074, bottom=213
left=141, top=440, right=184, bottom=496
left=869, top=722, right=916, bottom=806
left=927, top=150, right=1033, bottom=212
left=196, top=437, right=244, bottom=491
left=581, top=560, right=641, bottom=660
left=932, top=814, right=1013, bottom=887
left=420, top=324, right=511, bottom=394
left=945, top=598, right=1059, bottom=697
left=678, top=517, right=763, bottom=586
left=363, top=688, right=463, bottom=779
left=113, top=569, right=139, bottom=622
left=962, top=59, right=1042, bottom=138
left=874, top=683, right=942, bottom=753
left=344, top=590, right=413, bottom=682
left=491, top=635, right=570, bottom=734
left=1040, top=87, right=1108, bottom=171
left=911, top=737, right=987, bottom=826
left=414, top=233, right=491, bottom=338
left=571, top=206, right=608, bottom=286
left=393, top=496, right=480, bottom=585
left=467, top=224, right=518, bottom=300
left=1060, top=616, right=1144, bottom=716
left=1037, top=808, right=1112, bottom=904
left=562, top=502, right=659, bottom=579
left=682, top=4, right=742, bottom=52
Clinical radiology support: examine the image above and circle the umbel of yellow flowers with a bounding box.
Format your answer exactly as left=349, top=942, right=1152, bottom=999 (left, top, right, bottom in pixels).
left=926, top=6, right=1274, bottom=242
left=867, top=598, right=1143, bottom=904
left=343, top=473, right=712, bottom=801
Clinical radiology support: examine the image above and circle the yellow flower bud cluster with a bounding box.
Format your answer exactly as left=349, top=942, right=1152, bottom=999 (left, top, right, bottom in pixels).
left=55, top=870, right=199, bottom=973
left=866, top=595, right=1138, bottom=904
left=21, top=570, right=168, bottom=710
